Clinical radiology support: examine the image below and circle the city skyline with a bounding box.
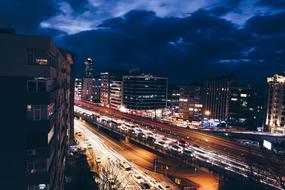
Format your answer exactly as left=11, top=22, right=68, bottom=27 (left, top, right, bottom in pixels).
left=1, top=0, right=285, bottom=87
left=1, top=1, right=285, bottom=190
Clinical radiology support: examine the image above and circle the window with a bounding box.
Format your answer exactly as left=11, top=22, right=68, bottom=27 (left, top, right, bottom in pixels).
left=27, top=184, right=48, bottom=190
left=26, top=160, right=47, bottom=174
left=36, top=58, right=48, bottom=65
left=27, top=149, right=36, bottom=156
left=27, top=79, right=54, bottom=92
left=27, top=81, right=37, bottom=92
left=37, top=81, right=47, bottom=92
left=26, top=104, right=54, bottom=121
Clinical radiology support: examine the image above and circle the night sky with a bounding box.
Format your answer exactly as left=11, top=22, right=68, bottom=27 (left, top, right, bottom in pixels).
left=1, top=0, right=285, bottom=87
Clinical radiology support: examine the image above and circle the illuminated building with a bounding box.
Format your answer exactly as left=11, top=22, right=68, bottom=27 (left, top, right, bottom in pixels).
left=168, top=86, right=180, bottom=117
left=81, top=58, right=101, bottom=102
left=178, top=84, right=203, bottom=123
left=265, top=74, right=285, bottom=134
left=100, top=71, right=124, bottom=107
left=203, top=75, right=233, bottom=121
left=75, top=78, right=82, bottom=100
left=228, top=85, right=264, bottom=130
left=110, top=80, right=122, bottom=109
left=122, top=74, right=168, bottom=110
left=0, top=30, right=73, bottom=190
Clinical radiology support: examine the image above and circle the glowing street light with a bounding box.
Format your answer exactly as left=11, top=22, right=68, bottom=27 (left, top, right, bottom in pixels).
left=204, top=110, right=211, bottom=117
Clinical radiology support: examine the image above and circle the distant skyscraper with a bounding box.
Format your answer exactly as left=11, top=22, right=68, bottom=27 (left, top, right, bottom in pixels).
left=179, top=84, right=203, bottom=122
left=203, top=75, right=233, bottom=121
left=265, top=74, right=285, bottom=134
left=81, top=58, right=101, bottom=102
left=84, top=57, right=93, bottom=77
left=122, top=74, right=168, bottom=110
left=0, top=30, right=73, bottom=190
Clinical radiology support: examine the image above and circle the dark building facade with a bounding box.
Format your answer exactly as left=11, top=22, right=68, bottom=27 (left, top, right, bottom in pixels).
left=179, top=84, right=203, bottom=122
left=122, top=74, right=168, bottom=110
left=82, top=77, right=101, bottom=103
left=228, top=86, right=264, bottom=130
left=203, top=75, right=232, bottom=121
left=0, top=31, right=73, bottom=190
left=168, top=86, right=180, bottom=118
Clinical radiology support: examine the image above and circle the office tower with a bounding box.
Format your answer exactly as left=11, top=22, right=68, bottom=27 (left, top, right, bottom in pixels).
left=110, top=80, right=122, bottom=110
left=82, top=77, right=101, bottom=103
left=179, top=84, right=203, bottom=122
left=203, top=75, right=232, bottom=121
left=84, top=57, right=93, bottom=77
left=81, top=58, right=101, bottom=102
left=228, top=85, right=264, bottom=130
left=122, top=74, right=168, bottom=110
left=265, top=74, right=285, bottom=134
left=0, top=30, right=73, bottom=190
left=100, top=71, right=124, bottom=107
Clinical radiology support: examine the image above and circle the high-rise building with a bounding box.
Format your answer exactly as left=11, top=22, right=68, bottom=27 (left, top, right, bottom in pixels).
left=179, top=84, right=203, bottom=122
left=100, top=71, right=124, bottom=107
left=110, top=80, right=122, bottom=110
left=228, top=85, right=264, bottom=130
left=203, top=75, right=232, bottom=121
left=75, top=78, right=82, bottom=100
left=265, top=74, right=285, bottom=134
left=0, top=30, right=73, bottom=190
left=81, top=58, right=101, bottom=102
left=122, top=74, right=168, bottom=110
left=82, top=77, right=101, bottom=102
left=84, top=57, right=93, bottom=77
left=168, top=86, right=180, bottom=118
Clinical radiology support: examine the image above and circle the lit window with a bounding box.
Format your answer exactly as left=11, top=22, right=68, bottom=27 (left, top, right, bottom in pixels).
left=240, top=93, right=247, bottom=97
left=36, top=58, right=48, bottom=65
left=27, top=105, right=32, bottom=112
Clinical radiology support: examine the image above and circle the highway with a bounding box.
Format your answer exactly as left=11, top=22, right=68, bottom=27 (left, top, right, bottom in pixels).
left=74, top=119, right=177, bottom=190
left=74, top=100, right=285, bottom=189
left=76, top=117, right=218, bottom=190
left=75, top=100, right=283, bottom=164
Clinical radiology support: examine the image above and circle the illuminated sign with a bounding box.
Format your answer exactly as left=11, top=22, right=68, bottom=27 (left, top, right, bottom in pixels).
left=263, top=140, right=272, bottom=150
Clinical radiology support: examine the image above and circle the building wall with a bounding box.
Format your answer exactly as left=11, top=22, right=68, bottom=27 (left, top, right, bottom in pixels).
left=122, top=75, right=168, bottom=110
left=0, top=31, right=72, bottom=190
left=228, top=86, right=264, bottom=130
left=110, top=80, right=122, bottom=110
left=203, top=76, right=232, bottom=121
left=266, top=74, right=285, bottom=133
left=82, top=77, right=100, bottom=102
left=100, top=72, right=111, bottom=107
left=179, top=84, right=203, bottom=121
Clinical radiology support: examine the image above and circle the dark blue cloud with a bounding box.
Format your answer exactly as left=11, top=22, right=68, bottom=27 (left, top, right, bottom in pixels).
left=57, top=9, right=285, bottom=86
left=0, top=0, right=284, bottom=87
left=245, top=12, right=285, bottom=35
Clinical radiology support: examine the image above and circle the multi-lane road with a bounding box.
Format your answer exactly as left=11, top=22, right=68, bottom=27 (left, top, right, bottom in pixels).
left=75, top=100, right=285, bottom=189
left=75, top=100, right=283, bottom=165
left=75, top=119, right=178, bottom=190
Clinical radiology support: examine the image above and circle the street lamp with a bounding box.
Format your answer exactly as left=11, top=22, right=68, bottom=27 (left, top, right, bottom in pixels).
left=204, top=110, right=211, bottom=118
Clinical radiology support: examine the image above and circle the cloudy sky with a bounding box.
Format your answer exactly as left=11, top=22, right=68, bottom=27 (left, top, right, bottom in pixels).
left=1, top=0, right=285, bottom=87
